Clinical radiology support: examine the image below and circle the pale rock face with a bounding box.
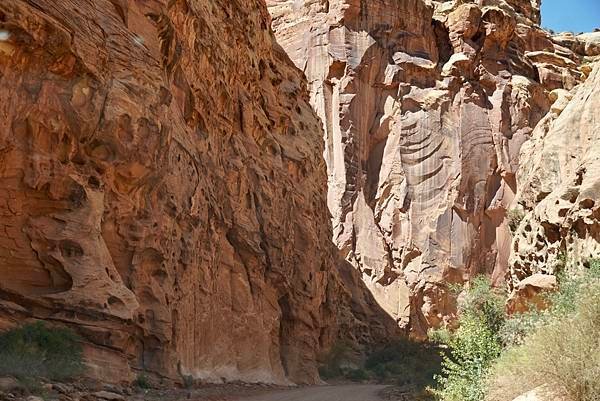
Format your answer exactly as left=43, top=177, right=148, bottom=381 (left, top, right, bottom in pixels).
left=0, top=0, right=394, bottom=386
left=510, top=63, right=600, bottom=286
left=268, top=0, right=585, bottom=337
left=554, top=31, right=600, bottom=58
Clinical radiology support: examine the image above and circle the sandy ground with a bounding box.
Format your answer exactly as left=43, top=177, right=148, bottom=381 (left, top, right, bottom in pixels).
left=233, top=384, right=390, bottom=401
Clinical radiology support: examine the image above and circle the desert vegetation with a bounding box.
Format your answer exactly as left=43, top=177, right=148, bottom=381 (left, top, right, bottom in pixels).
left=0, top=322, right=84, bottom=389
left=318, top=338, right=441, bottom=396
left=429, top=260, right=600, bottom=401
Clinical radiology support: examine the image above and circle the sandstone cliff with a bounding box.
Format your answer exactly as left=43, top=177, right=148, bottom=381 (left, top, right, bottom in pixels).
left=1, top=0, right=598, bottom=387
left=510, top=60, right=600, bottom=287
left=268, top=0, right=590, bottom=337
left=0, top=0, right=396, bottom=385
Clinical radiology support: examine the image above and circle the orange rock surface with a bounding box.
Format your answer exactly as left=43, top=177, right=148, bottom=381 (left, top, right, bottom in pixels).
left=0, top=0, right=395, bottom=385
left=268, top=0, right=590, bottom=337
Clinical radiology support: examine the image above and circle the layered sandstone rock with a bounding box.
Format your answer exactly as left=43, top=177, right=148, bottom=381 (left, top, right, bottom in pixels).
left=0, top=0, right=396, bottom=385
left=268, top=0, right=587, bottom=336
left=509, top=62, right=600, bottom=286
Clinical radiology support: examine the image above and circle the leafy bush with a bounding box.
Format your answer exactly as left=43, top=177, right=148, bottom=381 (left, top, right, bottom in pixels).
left=431, top=261, right=600, bottom=401
left=497, top=310, right=541, bottom=347
left=318, top=337, right=441, bottom=391
left=459, top=277, right=506, bottom=334
left=432, top=314, right=502, bottom=401
left=318, top=341, right=354, bottom=380
left=134, top=372, right=151, bottom=389
left=486, top=277, right=600, bottom=401
left=365, top=339, right=441, bottom=387
left=430, top=277, right=505, bottom=401
left=549, top=259, right=600, bottom=316
left=345, top=368, right=369, bottom=382
left=0, top=322, right=84, bottom=380
left=499, top=260, right=600, bottom=347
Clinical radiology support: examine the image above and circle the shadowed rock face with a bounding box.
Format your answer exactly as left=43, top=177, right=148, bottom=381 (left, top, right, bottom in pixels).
left=267, top=0, right=588, bottom=337
left=0, top=0, right=398, bottom=385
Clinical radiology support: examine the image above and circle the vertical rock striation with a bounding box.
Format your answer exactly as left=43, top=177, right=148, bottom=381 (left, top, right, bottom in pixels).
left=268, top=0, right=588, bottom=337
left=0, top=0, right=395, bottom=385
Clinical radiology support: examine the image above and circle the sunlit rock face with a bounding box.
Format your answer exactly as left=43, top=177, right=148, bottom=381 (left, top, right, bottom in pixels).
left=510, top=62, right=600, bottom=288
left=268, top=0, right=587, bottom=337
left=0, top=0, right=398, bottom=385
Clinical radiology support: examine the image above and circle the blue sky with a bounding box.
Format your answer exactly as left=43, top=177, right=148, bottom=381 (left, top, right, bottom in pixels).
left=541, top=0, right=600, bottom=33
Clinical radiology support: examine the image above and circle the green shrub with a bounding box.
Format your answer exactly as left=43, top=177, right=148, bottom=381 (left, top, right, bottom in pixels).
left=318, top=337, right=441, bottom=391
left=430, top=277, right=505, bottom=401
left=365, top=338, right=422, bottom=370
left=134, top=372, right=151, bottom=389
left=486, top=278, right=600, bottom=401
left=0, top=322, right=84, bottom=381
left=500, top=259, right=600, bottom=348
left=345, top=368, right=369, bottom=382
left=365, top=339, right=441, bottom=387
left=459, top=277, right=506, bottom=334
left=432, top=315, right=502, bottom=401
left=549, top=259, right=600, bottom=316
left=318, top=341, right=353, bottom=380
left=497, top=310, right=541, bottom=347
left=431, top=261, right=600, bottom=401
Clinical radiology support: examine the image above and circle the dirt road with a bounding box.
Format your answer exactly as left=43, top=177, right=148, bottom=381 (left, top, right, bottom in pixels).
left=235, top=384, right=389, bottom=401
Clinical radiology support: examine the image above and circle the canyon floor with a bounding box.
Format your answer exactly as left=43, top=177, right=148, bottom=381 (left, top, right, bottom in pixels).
left=138, top=384, right=397, bottom=401
left=236, top=384, right=389, bottom=401
left=0, top=382, right=404, bottom=401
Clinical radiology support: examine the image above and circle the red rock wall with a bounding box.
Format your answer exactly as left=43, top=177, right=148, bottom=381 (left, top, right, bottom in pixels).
left=0, top=0, right=378, bottom=385
left=268, top=0, right=588, bottom=337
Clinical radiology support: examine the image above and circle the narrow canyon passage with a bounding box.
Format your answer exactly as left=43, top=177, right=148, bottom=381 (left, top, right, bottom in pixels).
left=0, top=0, right=599, bottom=397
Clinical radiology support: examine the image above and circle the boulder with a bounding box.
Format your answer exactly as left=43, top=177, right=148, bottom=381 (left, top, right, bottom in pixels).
left=507, top=274, right=557, bottom=314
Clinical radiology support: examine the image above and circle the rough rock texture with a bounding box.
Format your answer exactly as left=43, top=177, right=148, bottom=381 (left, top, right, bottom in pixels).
left=267, top=0, right=587, bottom=337
left=553, top=31, right=600, bottom=58
left=509, top=62, right=600, bottom=286
left=0, top=0, right=395, bottom=385
left=506, top=273, right=556, bottom=313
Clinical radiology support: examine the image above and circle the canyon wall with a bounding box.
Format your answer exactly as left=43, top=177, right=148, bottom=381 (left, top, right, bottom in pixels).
left=510, top=54, right=600, bottom=287
left=1, top=0, right=598, bottom=386
left=268, top=0, right=590, bottom=337
left=0, top=0, right=396, bottom=385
